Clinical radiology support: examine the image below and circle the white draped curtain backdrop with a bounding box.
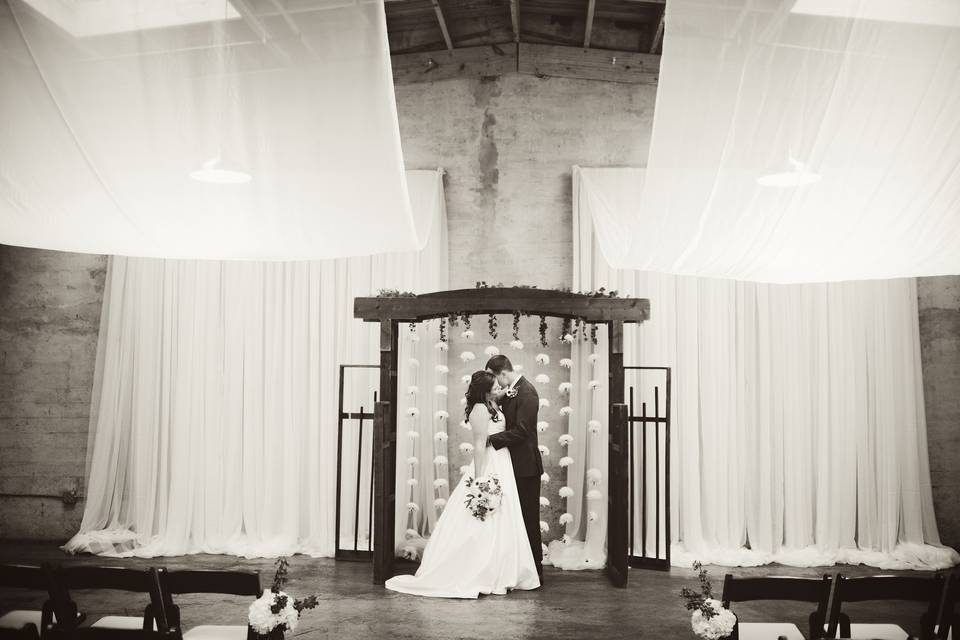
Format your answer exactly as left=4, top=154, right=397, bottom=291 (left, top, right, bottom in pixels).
left=64, top=170, right=447, bottom=558
left=575, top=167, right=959, bottom=570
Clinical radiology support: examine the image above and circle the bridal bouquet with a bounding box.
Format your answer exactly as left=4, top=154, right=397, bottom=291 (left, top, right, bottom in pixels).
left=248, top=558, right=320, bottom=638
left=464, top=474, right=503, bottom=521
left=680, top=561, right=736, bottom=640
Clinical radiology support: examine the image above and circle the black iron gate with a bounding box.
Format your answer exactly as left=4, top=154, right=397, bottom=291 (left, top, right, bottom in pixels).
left=625, top=366, right=671, bottom=570
left=334, top=364, right=379, bottom=561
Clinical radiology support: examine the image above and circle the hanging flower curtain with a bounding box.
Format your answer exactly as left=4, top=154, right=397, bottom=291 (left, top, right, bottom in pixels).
left=0, top=0, right=420, bottom=260
left=599, top=0, right=960, bottom=283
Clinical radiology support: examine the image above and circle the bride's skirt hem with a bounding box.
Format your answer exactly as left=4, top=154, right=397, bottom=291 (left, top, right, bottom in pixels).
left=385, top=576, right=541, bottom=600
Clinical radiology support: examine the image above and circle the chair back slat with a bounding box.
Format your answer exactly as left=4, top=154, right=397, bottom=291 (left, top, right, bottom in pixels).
left=835, top=574, right=943, bottom=603
left=58, top=567, right=156, bottom=593
left=935, top=571, right=959, bottom=640
left=722, top=574, right=832, bottom=606
left=0, top=565, right=47, bottom=590
left=160, top=570, right=261, bottom=597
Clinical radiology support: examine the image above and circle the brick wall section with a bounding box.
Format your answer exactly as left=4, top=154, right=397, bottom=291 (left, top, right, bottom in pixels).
left=0, top=246, right=106, bottom=539
left=917, top=276, right=960, bottom=549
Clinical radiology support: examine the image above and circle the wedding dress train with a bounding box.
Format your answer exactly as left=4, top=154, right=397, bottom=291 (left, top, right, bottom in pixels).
left=385, top=410, right=541, bottom=598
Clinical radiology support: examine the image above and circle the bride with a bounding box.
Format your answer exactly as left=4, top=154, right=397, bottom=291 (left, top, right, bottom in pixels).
left=385, top=370, right=541, bottom=598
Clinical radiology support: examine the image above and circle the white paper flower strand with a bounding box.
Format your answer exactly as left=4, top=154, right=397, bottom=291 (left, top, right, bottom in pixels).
left=559, top=358, right=573, bottom=369
left=484, top=345, right=500, bottom=357
left=588, top=353, right=600, bottom=365
left=407, top=456, right=419, bottom=465
left=558, top=434, right=573, bottom=447
left=587, top=420, right=602, bottom=434
left=435, top=364, right=449, bottom=375
left=434, top=498, right=447, bottom=509
left=407, top=407, right=420, bottom=417
left=538, top=445, right=550, bottom=457
left=537, top=421, right=549, bottom=433
left=559, top=405, right=572, bottom=416
left=407, top=385, right=419, bottom=395
left=539, top=520, right=550, bottom=533
left=535, top=373, right=550, bottom=385
left=460, top=351, right=476, bottom=362
left=461, top=374, right=471, bottom=384
left=588, top=380, right=601, bottom=391
left=407, top=478, right=418, bottom=486
left=587, top=489, right=603, bottom=500
left=539, top=496, right=550, bottom=508
left=435, top=341, right=448, bottom=352
left=461, top=329, right=475, bottom=340
left=510, top=339, right=524, bottom=350
left=406, top=430, right=419, bottom=439
left=539, top=398, right=550, bottom=409
left=435, top=410, right=449, bottom=421
left=586, top=468, right=602, bottom=485
left=459, top=442, right=475, bottom=454
left=434, top=384, right=448, bottom=395
left=433, top=478, right=448, bottom=488
left=558, top=382, right=572, bottom=395
left=408, top=358, right=420, bottom=368
left=434, top=431, right=448, bottom=442
left=433, top=455, right=448, bottom=465
left=535, top=353, right=550, bottom=365
left=559, top=456, right=574, bottom=467
left=559, top=486, right=575, bottom=498
left=559, top=513, right=574, bottom=525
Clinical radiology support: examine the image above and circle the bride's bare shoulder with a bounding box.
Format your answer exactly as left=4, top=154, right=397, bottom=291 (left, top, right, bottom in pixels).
left=469, top=403, right=491, bottom=420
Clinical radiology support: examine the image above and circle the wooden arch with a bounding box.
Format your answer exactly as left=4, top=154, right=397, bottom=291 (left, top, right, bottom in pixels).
left=354, top=287, right=650, bottom=587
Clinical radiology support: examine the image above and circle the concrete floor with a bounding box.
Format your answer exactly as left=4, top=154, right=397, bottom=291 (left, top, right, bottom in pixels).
left=0, top=543, right=948, bottom=639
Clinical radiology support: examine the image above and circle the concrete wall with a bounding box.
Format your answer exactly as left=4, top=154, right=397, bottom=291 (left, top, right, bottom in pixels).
left=0, top=247, right=106, bottom=539
left=918, top=276, right=960, bottom=548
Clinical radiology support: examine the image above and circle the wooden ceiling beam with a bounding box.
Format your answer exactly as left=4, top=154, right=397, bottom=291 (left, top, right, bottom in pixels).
left=431, top=0, right=455, bottom=50
left=391, top=44, right=517, bottom=83
left=518, top=42, right=659, bottom=85
left=583, top=0, right=597, bottom=48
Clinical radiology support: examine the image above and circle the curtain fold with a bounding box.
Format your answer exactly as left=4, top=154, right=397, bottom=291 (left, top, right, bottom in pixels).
left=64, top=169, right=446, bottom=558
left=574, top=166, right=958, bottom=570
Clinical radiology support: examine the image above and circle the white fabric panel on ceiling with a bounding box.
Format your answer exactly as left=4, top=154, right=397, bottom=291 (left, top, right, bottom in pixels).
left=603, top=0, right=960, bottom=283
left=574, top=166, right=959, bottom=570
left=62, top=169, right=446, bottom=558
left=0, top=0, right=419, bottom=260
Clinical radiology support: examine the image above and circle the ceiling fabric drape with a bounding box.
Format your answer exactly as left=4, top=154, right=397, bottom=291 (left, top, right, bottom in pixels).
left=574, top=166, right=959, bottom=570
left=62, top=169, right=446, bottom=559
left=606, top=0, right=960, bottom=283
left=0, top=0, right=419, bottom=260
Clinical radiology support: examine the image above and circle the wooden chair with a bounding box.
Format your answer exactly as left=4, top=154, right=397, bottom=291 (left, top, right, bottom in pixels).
left=0, top=564, right=84, bottom=637
left=721, top=574, right=833, bottom=640
left=935, top=571, right=958, bottom=640
left=0, top=624, right=40, bottom=640
left=46, top=566, right=168, bottom=634
left=827, top=574, right=944, bottom=640
left=155, top=569, right=261, bottom=640
left=46, top=630, right=173, bottom=640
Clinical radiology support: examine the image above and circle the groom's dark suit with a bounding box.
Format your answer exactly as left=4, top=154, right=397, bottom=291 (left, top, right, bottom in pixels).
left=488, top=375, right=544, bottom=577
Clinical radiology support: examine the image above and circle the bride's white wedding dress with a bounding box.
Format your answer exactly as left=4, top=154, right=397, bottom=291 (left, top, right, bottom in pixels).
left=385, top=406, right=541, bottom=598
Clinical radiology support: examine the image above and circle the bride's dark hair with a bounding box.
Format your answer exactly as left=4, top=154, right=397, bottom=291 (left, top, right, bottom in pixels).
left=464, top=370, right=500, bottom=423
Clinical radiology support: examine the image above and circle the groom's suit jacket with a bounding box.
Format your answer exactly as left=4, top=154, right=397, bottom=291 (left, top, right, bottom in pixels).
left=488, top=376, right=544, bottom=478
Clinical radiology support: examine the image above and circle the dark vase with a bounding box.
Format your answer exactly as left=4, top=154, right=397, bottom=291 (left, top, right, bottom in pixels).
left=250, top=627, right=285, bottom=640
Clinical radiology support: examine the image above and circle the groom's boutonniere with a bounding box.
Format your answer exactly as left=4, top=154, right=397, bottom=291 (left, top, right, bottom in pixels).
left=505, top=388, right=518, bottom=399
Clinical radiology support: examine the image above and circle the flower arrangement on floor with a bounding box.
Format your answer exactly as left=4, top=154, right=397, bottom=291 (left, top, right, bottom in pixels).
left=680, top=561, right=737, bottom=640
left=248, top=558, right=320, bottom=638
left=463, top=474, right=503, bottom=521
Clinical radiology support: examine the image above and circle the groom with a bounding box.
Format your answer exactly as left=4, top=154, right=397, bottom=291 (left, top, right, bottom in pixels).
left=485, top=355, right=544, bottom=582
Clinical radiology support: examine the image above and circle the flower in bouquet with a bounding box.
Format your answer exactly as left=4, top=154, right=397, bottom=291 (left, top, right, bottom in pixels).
left=406, top=501, right=419, bottom=512
left=559, top=358, right=573, bottom=369
left=464, top=474, right=503, bottom=521
left=248, top=559, right=319, bottom=636
left=690, top=600, right=736, bottom=640
left=561, top=534, right=572, bottom=544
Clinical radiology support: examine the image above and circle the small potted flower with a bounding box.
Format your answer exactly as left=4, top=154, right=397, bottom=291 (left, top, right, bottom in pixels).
left=680, top=561, right=737, bottom=640
left=248, top=558, right=320, bottom=639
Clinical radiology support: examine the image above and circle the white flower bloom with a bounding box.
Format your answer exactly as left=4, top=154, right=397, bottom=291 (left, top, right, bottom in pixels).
left=538, top=445, right=550, bottom=456
left=558, top=434, right=573, bottom=447
left=587, top=511, right=598, bottom=523
left=407, top=501, right=420, bottom=512
left=539, top=496, right=550, bottom=508
left=559, top=513, right=574, bottom=525
left=434, top=384, right=448, bottom=395
left=461, top=329, right=475, bottom=340
left=535, top=373, right=550, bottom=384
left=562, top=534, right=572, bottom=544
left=434, top=498, right=447, bottom=509
left=406, top=430, right=419, bottom=439
left=540, top=472, right=550, bottom=483
left=460, top=465, right=472, bottom=476
left=559, top=456, right=574, bottom=467
left=460, top=420, right=472, bottom=430
left=588, top=380, right=601, bottom=390
left=407, top=385, right=419, bottom=395
left=433, top=455, right=448, bottom=465
left=409, top=332, right=421, bottom=343
left=537, top=421, right=549, bottom=433
left=588, top=352, right=600, bottom=365
left=539, top=520, right=550, bottom=533
left=248, top=590, right=300, bottom=635
left=407, top=478, right=418, bottom=486
left=587, top=489, right=602, bottom=500
left=405, top=528, right=419, bottom=538
left=401, top=545, right=417, bottom=560
left=559, top=405, right=573, bottom=416
left=587, top=419, right=602, bottom=434
left=407, top=407, right=420, bottom=417
left=539, top=398, right=550, bottom=409
left=434, top=431, right=449, bottom=442
left=433, top=478, right=449, bottom=488
left=514, top=364, right=524, bottom=372
left=459, top=442, right=475, bottom=454
left=435, top=341, right=449, bottom=352
left=459, top=397, right=467, bottom=405
left=407, top=456, right=419, bottom=465
left=558, top=383, right=573, bottom=395
left=408, top=357, right=420, bottom=368
left=460, top=351, right=476, bottom=362
left=562, top=333, right=574, bottom=343
left=535, top=353, right=550, bottom=365
left=435, top=364, right=449, bottom=374
left=509, top=339, right=524, bottom=350
left=691, top=600, right=736, bottom=640
left=559, top=486, right=575, bottom=498
left=435, top=410, right=449, bottom=420
left=484, top=345, right=500, bottom=356
left=559, top=358, right=573, bottom=369
left=587, top=468, right=602, bottom=484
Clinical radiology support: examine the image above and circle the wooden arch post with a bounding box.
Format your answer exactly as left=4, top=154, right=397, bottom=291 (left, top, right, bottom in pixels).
left=354, top=288, right=649, bottom=586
